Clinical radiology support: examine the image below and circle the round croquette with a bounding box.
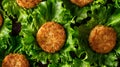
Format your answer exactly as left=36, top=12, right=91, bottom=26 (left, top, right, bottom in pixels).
left=89, top=25, right=116, bottom=53
left=16, top=0, right=41, bottom=8
left=2, top=53, right=29, bottom=67
left=36, top=22, right=66, bottom=53
left=70, top=0, right=93, bottom=7
left=0, top=14, right=3, bottom=27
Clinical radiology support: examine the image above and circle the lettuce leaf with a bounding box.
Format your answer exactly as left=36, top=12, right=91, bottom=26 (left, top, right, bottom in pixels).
left=0, top=8, right=12, bottom=66
left=77, top=3, right=118, bottom=67
left=1, top=0, right=80, bottom=67
left=113, top=0, right=120, bottom=8
left=2, top=0, right=36, bottom=17
left=1, top=0, right=120, bottom=67
left=107, top=8, right=120, bottom=58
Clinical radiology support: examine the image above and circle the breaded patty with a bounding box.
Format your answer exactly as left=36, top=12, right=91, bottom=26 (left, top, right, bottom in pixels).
left=0, top=14, right=3, bottom=27
left=16, top=0, right=41, bottom=8
left=71, top=0, right=93, bottom=7
left=89, top=25, right=116, bottom=53
left=2, top=53, right=29, bottom=67
left=36, top=22, right=66, bottom=53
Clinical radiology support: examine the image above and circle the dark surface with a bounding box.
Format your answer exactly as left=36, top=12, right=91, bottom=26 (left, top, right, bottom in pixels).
left=11, top=22, right=21, bottom=36
left=9, top=16, right=21, bottom=36
left=117, top=58, right=120, bottom=67
left=38, top=62, right=48, bottom=67
left=70, top=51, right=78, bottom=59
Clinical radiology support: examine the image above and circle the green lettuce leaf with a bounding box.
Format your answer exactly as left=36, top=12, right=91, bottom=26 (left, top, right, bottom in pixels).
left=0, top=8, right=12, bottom=66
left=107, top=8, right=120, bottom=59
left=2, top=0, right=79, bottom=67
left=1, top=0, right=120, bottom=67
left=77, top=3, right=118, bottom=67
left=113, top=0, right=120, bottom=8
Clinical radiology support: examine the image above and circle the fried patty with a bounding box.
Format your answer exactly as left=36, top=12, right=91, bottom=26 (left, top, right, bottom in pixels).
left=16, top=0, right=41, bottom=8
left=89, top=25, right=116, bottom=53
left=0, top=14, right=3, bottom=27
left=36, top=22, right=66, bottom=53
left=70, top=0, right=93, bottom=7
left=2, top=53, right=29, bottom=67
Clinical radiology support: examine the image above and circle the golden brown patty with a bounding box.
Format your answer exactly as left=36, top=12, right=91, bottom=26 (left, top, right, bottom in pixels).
left=70, top=0, right=93, bottom=7
left=16, top=0, right=41, bottom=8
left=2, top=53, right=29, bottom=67
left=89, top=25, right=116, bottom=53
left=37, top=22, right=66, bottom=53
left=0, top=14, right=3, bottom=27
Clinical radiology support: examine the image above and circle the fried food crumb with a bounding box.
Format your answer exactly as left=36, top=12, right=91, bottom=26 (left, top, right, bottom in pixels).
left=2, top=53, right=29, bottom=67
left=89, top=25, right=116, bottom=53
left=36, top=22, right=66, bottom=53
left=16, top=0, right=41, bottom=8
left=71, top=0, right=93, bottom=7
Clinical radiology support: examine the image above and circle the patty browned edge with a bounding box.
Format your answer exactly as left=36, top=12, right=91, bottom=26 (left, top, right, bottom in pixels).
left=89, top=25, right=116, bottom=53
left=70, top=0, right=93, bottom=7
left=2, top=53, right=29, bottom=67
left=16, top=0, right=41, bottom=8
left=0, top=14, right=3, bottom=27
left=36, top=22, right=66, bottom=53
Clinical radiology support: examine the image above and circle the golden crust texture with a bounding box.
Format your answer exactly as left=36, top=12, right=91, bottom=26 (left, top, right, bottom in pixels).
left=2, top=53, right=29, bottom=67
left=36, top=22, right=66, bottom=53
left=70, top=0, right=93, bottom=7
left=89, top=25, right=116, bottom=53
left=0, top=14, right=3, bottom=27
left=16, top=0, right=41, bottom=8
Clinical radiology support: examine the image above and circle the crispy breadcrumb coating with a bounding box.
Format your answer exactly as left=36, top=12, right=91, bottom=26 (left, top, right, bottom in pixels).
left=16, top=0, right=41, bottom=8
left=71, top=0, right=93, bottom=7
left=89, top=25, right=116, bottom=53
left=37, top=22, right=66, bottom=53
left=2, top=53, right=29, bottom=67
